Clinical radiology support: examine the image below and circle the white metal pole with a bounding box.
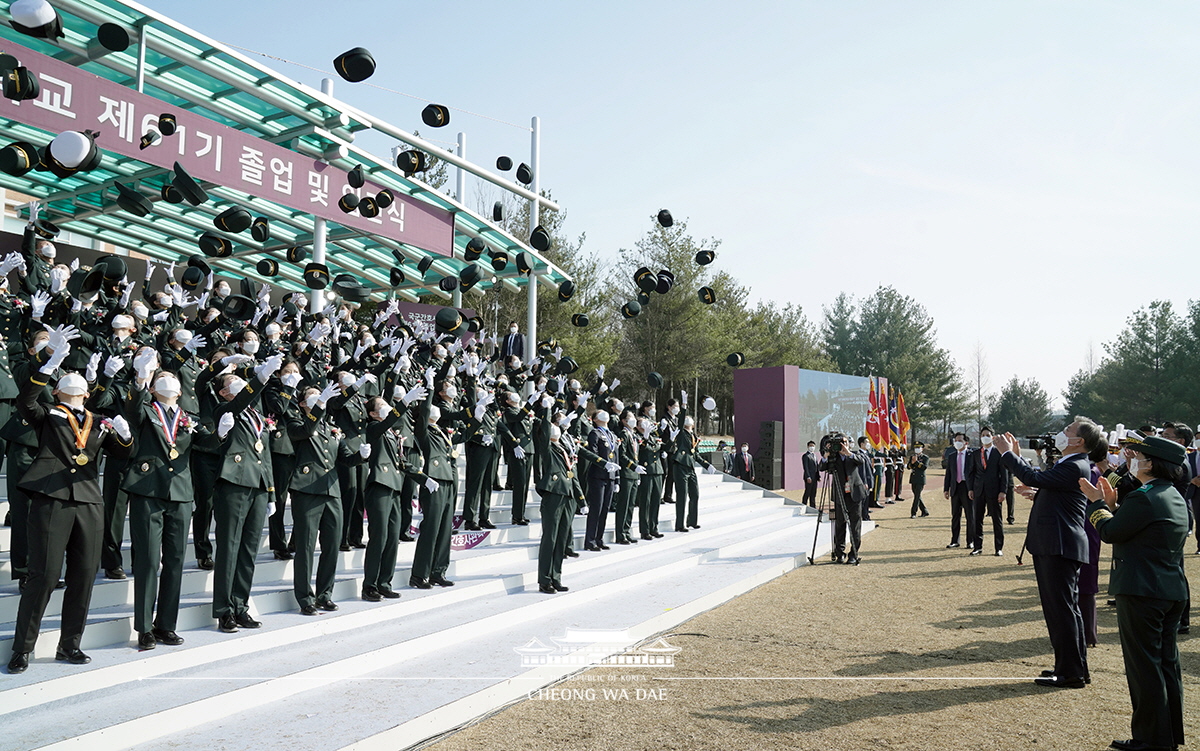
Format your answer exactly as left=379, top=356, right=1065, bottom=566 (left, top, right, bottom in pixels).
left=311, top=77, right=335, bottom=314
left=525, top=116, right=540, bottom=370
left=135, top=23, right=147, bottom=93
left=451, top=131, right=466, bottom=309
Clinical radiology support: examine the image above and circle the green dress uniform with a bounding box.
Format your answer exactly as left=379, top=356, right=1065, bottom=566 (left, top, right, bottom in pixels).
left=636, top=429, right=665, bottom=539
left=189, top=357, right=227, bottom=566
left=1087, top=477, right=1189, bottom=750
left=671, top=426, right=711, bottom=531
left=121, top=388, right=200, bottom=637
left=263, top=379, right=298, bottom=556
left=1, top=352, right=54, bottom=582
left=613, top=425, right=642, bottom=544
left=287, top=404, right=359, bottom=610
left=11, top=369, right=133, bottom=658
left=211, top=379, right=274, bottom=623
left=362, top=401, right=410, bottom=596
left=498, top=400, right=535, bottom=524
left=908, top=453, right=929, bottom=517
left=410, top=395, right=479, bottom=585
left=534, top=429, right=579, bottom=590
left=329, top=382, right=369, bottom=548
left=463, top=396, right=500, bottom=527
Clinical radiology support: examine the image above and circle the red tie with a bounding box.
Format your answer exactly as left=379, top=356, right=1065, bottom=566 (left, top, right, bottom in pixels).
left=982, top=449, right=987, bottom=469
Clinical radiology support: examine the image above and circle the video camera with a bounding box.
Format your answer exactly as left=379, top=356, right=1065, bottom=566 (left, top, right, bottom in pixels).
left=820, top=431, right=848, bottom=457
left=1025, top=434, right=1061, bottom=462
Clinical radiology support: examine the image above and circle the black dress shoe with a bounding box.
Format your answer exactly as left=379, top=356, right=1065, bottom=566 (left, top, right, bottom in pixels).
left=1034, top=675, right=1086, bottom=688
left=946, top=542, right=960, bottom=548
left=55, top=647, right=91, bottom=665
left=845, top=556, right=862, bottom=565
left=7, top=652, right=29, bottom=673
left=831, top=554, right=844, bottom=564
left=409, top=576, right=432, bottom=589
left=552, top=582, right=569, bottom=592
left=539, top=583, right=557, bottom=594
left=197, top=557, right=214, bottom=570
left=1038, top=669, right=1090, bottom=684
left=675, top=527, right=688, bottom=533
left=378, top=587, right=401, bottom=599
left=1110, top=740, right=1171, bottom=751
left=1179, top=625, right=1190, bottom=634
left=616, top=538, right=631, bottom=545
left=138, top=632, right=157, bottom=651
left=273, top=550, right=293, bottom=561
left=463, top=521, right=481, bottom=531
left=564, top=549, right=580, bottom=557
left=585, top=543, right=601, bottom=552
left=689, top=524, right=701, bottom=529
left=218, top=614, right=239, bottom=633
left=430, top=574, right=455, bottom=587
left=316, top=597, right=338, bottom=611
left=598, top=543, right=610, bottom=550
left=105, top=568, right=126, bottom=580
left=399, top=533, right=415, bottom=542
left=1007, top=517, right=1016, bottom=524
left=339, top=543, right=352, bottom=552
left=969, top=548, right=983, bottom=556
left=152, top=628, right=184, bottom=646
left=628, top=537, right=638, bottom=543
left=652, top=532, right=664, bottom=538
left=480, top=520, right=496, bottom=529
left=234, top=612, right=262, bottom=629
left=351, top=542, right=367, bottom=549
left=920, top=512, right=930, bottom=517
left=513, top=519, right=530, bottom=526
left=361, top=587, right=382, bottom=602
left=300, top=604, right=318, bottom=616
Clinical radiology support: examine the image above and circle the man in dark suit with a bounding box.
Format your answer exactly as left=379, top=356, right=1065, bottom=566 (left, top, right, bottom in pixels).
left=943, top=432, right=975, bottom=549
left=818, top=436, right=864, bottom=564
left=994, top=417, right=1105, bottom=689
left=730, top=442, right=754, bottom=483
left=499, top=321, right=525, bottom=361
left=584, top=409, right=620, bottom=548
left=969, top=426, right=1009, bottom=555
left=7, top=330, right=134, bottom=674
left=802, top=441, right=819, bottom=506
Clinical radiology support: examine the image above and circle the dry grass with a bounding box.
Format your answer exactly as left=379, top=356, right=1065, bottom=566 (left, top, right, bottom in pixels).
left=428, top=471, right=1199, bottom=751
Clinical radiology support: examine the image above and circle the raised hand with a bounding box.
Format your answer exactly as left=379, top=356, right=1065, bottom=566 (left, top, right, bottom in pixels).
left=217, top=412, right=235, bottom=438
left=103, top=355, right=124, bottom=378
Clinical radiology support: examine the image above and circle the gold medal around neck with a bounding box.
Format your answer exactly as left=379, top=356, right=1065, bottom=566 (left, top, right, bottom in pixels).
left=254, top=440, right=264, bottom=453
left=74, top=454, right=89, bottom=466
left=169, top=447, right=180, bottom=460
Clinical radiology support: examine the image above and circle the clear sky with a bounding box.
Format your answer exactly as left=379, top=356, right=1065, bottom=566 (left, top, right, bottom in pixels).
left=155, top=0, right=1200, bottom=409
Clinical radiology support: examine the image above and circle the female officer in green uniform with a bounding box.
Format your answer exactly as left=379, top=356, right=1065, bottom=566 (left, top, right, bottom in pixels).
left=1080, top=434, right=1188, bottom=751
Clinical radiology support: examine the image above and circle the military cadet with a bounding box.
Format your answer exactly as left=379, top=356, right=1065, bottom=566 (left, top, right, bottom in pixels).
left=1080, top=435, right=1188, bottom=751
left=7, top=328, right=134, bottom=674
left=584, top=410, right=620, bottom=551
left=659, top=397, right=683, bottom=508
left=95, top=317, right=144, bottom=580
left=158, top=328, right=208, bottom=416
left=463, top=383, right=501, bottom=530
left=671, top=413, right=715, bottom=531
left=121, top=367, right=200, bottom=651
left=17, top=216, right=55, bottom=296
left=286, top=382, right=361, bottom=614
left=908, top=443, right=930, bottom=518
left=361, top=383, right=428, bottom=601
left=534, top=409, right=586, bottom=593
left=329, top=369, right=373, bottom=551
left=498, top=388, right=535, bottom=525
left=409, top=377, right=481, bottom=589
left=613, top=409, right=646, bottom=544
left=636, top=416, right=666, bottom=540
left=211, top=354, right=283, bottom=633
left=263, top=360, right=303, bottom=560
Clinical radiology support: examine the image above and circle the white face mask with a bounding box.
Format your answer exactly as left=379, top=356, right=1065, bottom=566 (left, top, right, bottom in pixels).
left=216, top=284, right=230, bottom=296
left=174, top=330, right=192, bottom=345
left=914, top=447, right=923, bottom=454
left=39, top=243, right=56, bottom=259
left=624, top=417, right=636, bottom=428
left=444, top=385, right=458, bottom=401
left=807, top=446, right=816, bottom=454
left=1127, top=457, right=1139, bottom=476
left=339, top=373, right=354, bottom=388
left=1192, top=439, right=1200, bottom=449
left=33, top=337, right=49, bottom=353
left=265, top=324, right=281, bottom=337
left=154, top=376, right=181, bottom=398
left=1053, top=431, right=1071, bottom=451
left=509, top=326, right=518, bottom=334
left=953, top=440, right=965, bottom=451
left=429, top=406, right=441, bottom=425
left=683, top=418, right=694, bottom=430
left=397, top=355, right=410, bottom=370
left=434, top=346, right=447, bottom=359
left=132, top=304, right=149, bottom=320
left=226, top=377, right=247, bottom=396
left=549, top=425, right=562, bottom=441
left=981, top=435, right=993, bottom=445
left=242, top=340, right=260, bottom=355
left=740, top=446, right=748, bottom=453
left=362, top=336, right=376, bottom=348
left=648, top=407, right=656, bottom=418
left=304, top=393, right=320, bottom=409
left=669, top=406, right=679, bottom=416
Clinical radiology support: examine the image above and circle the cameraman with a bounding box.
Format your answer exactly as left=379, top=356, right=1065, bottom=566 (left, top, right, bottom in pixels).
left=993, top=417, right=1105, bottom=689
left=818, top=434, right=864, bottom=564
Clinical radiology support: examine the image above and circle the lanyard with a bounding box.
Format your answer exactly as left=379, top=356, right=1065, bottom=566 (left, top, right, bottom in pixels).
left=54, top=405, right=93, bottom=450
left=152, top=402, right=181, bottom=447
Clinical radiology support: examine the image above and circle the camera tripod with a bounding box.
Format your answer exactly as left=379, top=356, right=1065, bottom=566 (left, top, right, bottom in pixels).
left=806, top=457, right=860, bottom=565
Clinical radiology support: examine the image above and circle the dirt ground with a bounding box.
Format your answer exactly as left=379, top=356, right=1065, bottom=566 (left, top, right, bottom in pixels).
left=426, top=469, right=1199, bottom=751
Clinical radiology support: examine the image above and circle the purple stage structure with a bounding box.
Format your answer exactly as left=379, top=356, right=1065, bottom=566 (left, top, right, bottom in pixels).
left=733, top=366, right=874, bottom=491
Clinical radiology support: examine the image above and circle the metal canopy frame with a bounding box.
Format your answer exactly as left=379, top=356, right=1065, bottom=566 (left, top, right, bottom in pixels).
left=0, top=0, right=570, bottom=303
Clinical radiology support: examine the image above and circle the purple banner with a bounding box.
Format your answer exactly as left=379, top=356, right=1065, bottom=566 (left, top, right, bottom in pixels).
left=0, top=39, right=455, bottom=256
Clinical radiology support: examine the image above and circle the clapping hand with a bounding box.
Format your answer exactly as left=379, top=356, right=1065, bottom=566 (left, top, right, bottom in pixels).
left=1078, top=476, right=1117, bottom=510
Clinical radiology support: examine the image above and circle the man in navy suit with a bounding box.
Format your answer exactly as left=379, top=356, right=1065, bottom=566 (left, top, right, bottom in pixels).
left=969, top=426, right=1009, bottom=555
left=499, top=321, right=525, bottom=361
left=802, top=440, right=819, bottom=506
left=994, top=417, right=1105, bottom=689
left=943, top=432, right=974, bottom=549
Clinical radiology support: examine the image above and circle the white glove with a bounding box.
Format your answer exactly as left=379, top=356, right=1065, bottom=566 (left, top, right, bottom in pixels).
left=70, top=297, right=82, bottom=313
left=392, top=384, right=404, bottom=400
left=281, top=371, right=303, bottom=388
left=610, top=378, right=621, bottom=391
left=144, top=259, right=155, bottom=281
left=660, top=418, right=668, bottom=431
left=254, top=353, right=284, bottom=383
left=513, top=445, right=526, bottom=460
left=354, top=342, right=369, bottom=361
left=217, top=412, right=235, bottom=438
left=680, top=391, right=688, bottom=407
left=705, top=464, right=717, bottom=474
left=221, top=353, right=253, bottom=366
left=526, top=391, right=539, bottom=405
left=541, top=395, right=553, bottom=409
left=185, top=334, right=206, bottom=353
left=307, top=321, right=332, bottom=343
left=49, top=267, right=66, bottom=294
left=604, top=461, right=619, bottom=474
left=635, top=465, right=647, bottom=475
left=42, top=342, right=69, bottom=373
left=151, top=310, right=170, bottom=322
left=251, top=308, right=265, bottom=327
left=703, top=396, right=717, bottom=411
left=104, top=355, right=124, bottom=378
left=0, top=252, right=21, bottom=275
left=579, top=391, right=592, bottom=405
left=359, top=443, right=372, bottom=459
left=597, top=364, right=605, bottom=380
left=424, top=366, right=435, bottom=388
left=111, top=415, right=132, bottom=441
left=424, top=477, right=439, bottom=493
left=197, top=291, right=210, bottom=310
left=46, top=324, right=81, bottom=353
left=669, top=428, right=680, bottom=441
left=133, top=348, right=157, bottom=379
left=354, top=372, right=377, bottom=389
left=482, top=434, right=494, bottom=446
left=267, top=501, right=276, bottom=517
left=317, top=381, right=340, bottom=408
left=119, top=280, right=133, bottom=308
left=402, top=383, right=429, bottom=405
left=256, top=283, right=271, bottom=302
left=8, top=255, right=26, bottom=276
left=85, top=352, right=101, bottom=382
left=30, top=289, right=49, bottom=319
left=68, top=257, right=79, bottom=272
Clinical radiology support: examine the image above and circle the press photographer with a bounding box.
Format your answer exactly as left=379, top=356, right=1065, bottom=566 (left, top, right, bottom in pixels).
left=816, top=432, right=864, bottom=565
